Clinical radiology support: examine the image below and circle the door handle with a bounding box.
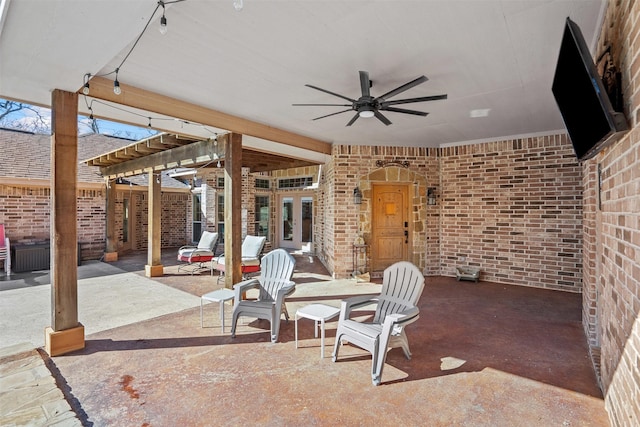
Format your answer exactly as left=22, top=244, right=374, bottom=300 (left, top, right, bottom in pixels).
left=404, top=230, right=408, bottom=243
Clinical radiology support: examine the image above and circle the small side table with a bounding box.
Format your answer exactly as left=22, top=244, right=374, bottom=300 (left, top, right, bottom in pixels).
left=295, top=303, right=341, bottom=358
left=201, top=288, right=235, bottom=331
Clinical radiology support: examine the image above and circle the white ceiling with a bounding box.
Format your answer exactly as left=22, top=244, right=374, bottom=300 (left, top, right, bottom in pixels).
left=0, top=0, right=605, bottom=155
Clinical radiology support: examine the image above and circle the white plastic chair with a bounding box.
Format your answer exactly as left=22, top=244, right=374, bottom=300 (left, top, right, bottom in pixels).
left=230, top=249, right=296, bottom=343
left=332, top=261, right=425, bottom=385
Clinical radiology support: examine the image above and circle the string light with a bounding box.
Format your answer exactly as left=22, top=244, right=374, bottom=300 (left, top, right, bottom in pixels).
left=233, top=0, right=243, bottom=11
left=82, top=74, right=91, bottom=95
left=82, top=94, right=224, bottom=143
left=80, top=0, right=186, bottom=97
left=113, top=68, right=122, bottom=95
left=159, top=1, right=168, bottom=35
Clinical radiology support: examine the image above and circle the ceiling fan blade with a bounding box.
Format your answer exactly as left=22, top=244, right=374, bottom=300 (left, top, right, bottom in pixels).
left=381, top=106, right=428, bottom=116
left=346, top=113, right=360, bottom=126
left=374, top=110, right=392, bottom=126
left=374, top=75, right=428, bottom=101
left=359, top=71, right=371, bottom=98
left=305, top=84, right=356, bottom=103
left=312, top=109, right=354, bottom=121
left=293, top=103, right=352, bottom=107
left=380, top=94, right=448, bottom=106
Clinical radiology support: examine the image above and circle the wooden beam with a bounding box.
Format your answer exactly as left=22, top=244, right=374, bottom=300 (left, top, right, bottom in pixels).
left=224, top=133, right=243, bottom=289
left=47, top=89, right=85, bottom=355
left=100, top=138, right=219, bottom=179
left=50, top=89, right=79, bottom=331
left=104, top=179, right=118, bottom=261
left=145, top=171, right=163, bottom=277
left=84, top=76, right=332, bottom=155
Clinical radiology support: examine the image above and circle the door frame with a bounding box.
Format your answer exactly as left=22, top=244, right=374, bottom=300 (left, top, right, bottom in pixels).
left=370, top=182, right=412, bottom=273
left=277, top=191, right=314, bottom=251
left=120, top=193, right=135, bottom=252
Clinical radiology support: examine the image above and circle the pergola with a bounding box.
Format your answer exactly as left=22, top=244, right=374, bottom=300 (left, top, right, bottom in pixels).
left=47, top=77, right=331, bottom=357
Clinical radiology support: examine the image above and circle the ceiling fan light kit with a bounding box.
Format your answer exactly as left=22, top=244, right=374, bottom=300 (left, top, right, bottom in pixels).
left=294, top=71, right=447, bottom=126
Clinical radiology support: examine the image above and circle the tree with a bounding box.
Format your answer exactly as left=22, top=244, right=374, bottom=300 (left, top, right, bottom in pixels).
left=1, top=98, right=156, bottom=140
left=0, top=100, right=50, bottom=133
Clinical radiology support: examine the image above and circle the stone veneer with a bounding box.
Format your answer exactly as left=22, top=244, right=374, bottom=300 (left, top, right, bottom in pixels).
left=323, top=145, right=439, bottom=278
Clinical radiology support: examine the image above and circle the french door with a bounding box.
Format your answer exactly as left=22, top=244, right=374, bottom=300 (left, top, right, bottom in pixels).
left=279, top=194, right=313, bottom=251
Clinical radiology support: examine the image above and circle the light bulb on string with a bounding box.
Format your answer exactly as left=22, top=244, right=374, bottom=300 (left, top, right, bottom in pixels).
left=82, top=73, right=91, bottom=95
left=159, top=14, right=167, bottom=35
left=233, top=0, right=243, bottom=11
left=113, top=68, right=121, bottom=95
left=158, top=1, right=168, bottom=34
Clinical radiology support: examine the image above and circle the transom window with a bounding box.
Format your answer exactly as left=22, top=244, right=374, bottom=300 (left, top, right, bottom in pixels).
left=278, top=176, right=313, bottom=189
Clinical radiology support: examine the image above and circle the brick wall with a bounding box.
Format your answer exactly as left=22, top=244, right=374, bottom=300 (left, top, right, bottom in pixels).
left=583, top=1, right=640, bottom=425
left=324, top=145, right=439, bottom=278
left=440, top=135, right=583, bottom=291
left=0, top=184, right=190, bottom=261
left=132, top=190, right=190, bottom=250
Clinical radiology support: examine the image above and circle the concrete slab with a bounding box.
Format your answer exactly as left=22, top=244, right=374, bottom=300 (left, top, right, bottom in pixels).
left=0, top=261, right=200, bottom=348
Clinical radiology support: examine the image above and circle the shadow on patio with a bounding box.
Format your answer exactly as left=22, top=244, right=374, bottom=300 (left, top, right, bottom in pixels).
left=8, top=250, right=609, bottom=426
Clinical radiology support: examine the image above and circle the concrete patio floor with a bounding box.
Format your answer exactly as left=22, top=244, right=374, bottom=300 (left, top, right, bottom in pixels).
left=1, top=250, right=608, bottom=426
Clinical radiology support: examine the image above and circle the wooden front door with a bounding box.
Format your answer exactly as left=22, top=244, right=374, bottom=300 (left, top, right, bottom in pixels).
left=371, top=183, right=410, bottom=273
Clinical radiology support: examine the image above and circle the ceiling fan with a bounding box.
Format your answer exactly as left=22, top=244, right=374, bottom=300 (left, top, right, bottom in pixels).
left=293, top=71, right=447, bottom=126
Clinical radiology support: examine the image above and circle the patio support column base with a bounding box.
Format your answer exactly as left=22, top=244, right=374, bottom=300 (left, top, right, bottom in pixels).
left=103, top=252, right=118, bottom=262
left=145, top=264, right=164, bottom=277
left=45, top=323, right=85, bottom=356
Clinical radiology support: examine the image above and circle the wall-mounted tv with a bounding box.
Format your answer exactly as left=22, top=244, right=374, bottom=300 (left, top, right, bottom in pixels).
left=552, top=17, right=628, bottom=161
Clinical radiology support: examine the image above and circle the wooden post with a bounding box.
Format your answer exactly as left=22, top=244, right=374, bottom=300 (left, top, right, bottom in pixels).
left=45, top=89, right=85, bottom=356
left=224, top=133, right=243, bottom=289
left=104, top=179, right=118, bottom=262
left=145, top=171, right=163, bottom=277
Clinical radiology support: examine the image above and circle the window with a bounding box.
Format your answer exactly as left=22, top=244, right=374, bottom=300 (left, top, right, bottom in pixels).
left=122, top=198, right=129, bottom=243
left=255, top=178, right=270, bottom=189
left=217, top=177, right=224, bottom=188
left=192, top=193, right=202, bottom=243
left=254, top=195, right=269, bottom=237
left=217, top=193, right=225, bottom=243
left=278, top=176, right=313, bottom=189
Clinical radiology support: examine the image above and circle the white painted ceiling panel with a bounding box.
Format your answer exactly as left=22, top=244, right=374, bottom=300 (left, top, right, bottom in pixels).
left=0, top=0, right=606, bottom=152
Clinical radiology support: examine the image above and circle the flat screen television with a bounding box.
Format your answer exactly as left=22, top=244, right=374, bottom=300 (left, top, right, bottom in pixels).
left=552, top=17, right=628, bottom=161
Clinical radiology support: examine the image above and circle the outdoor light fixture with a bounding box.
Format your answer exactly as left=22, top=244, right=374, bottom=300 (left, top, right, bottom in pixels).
left=358, top=106, right=375, bottom=118
left=353, top=187, right=363, bottom=204
left=427, top=187, right=436, bottom=205
left=159, top=14, right=168, bottom=35
left=113, top=68, right=121, bottom=95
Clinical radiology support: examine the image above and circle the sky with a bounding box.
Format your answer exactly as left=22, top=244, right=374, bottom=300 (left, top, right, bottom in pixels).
left=0, top=98, right=157, bottom=141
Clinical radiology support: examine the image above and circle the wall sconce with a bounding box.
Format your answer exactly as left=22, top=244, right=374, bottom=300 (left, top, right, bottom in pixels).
left=353, top=187, right=363, bottom=204
left=427, top=187, right=436, bottom=205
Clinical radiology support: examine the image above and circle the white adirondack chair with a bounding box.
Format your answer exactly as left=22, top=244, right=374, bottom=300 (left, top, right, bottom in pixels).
left=230, top=249, right=296, bottom=343
left=332, top=261, right=425, bottom=385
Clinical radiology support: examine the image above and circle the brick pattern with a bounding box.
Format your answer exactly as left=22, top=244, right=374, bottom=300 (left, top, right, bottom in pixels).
left=0, top=184, right=189, bottom=260
left=440, top=135, right=583, bottom=291
left=584, top=1, right=640, bottom=425
left=324, top=145, right=439, bottom=278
